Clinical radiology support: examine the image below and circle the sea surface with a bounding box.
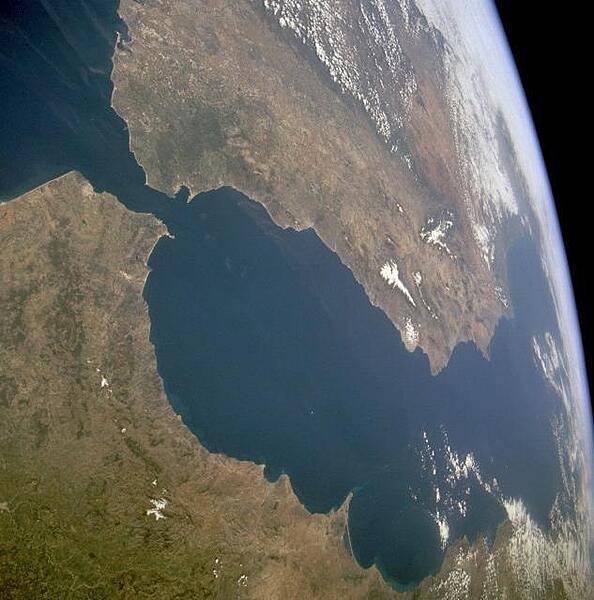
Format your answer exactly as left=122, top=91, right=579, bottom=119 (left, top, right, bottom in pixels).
left=0, top=0, right=565, bottom=586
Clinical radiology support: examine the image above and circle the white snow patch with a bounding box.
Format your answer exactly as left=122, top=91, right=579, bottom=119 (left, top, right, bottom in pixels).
left=213, top=557, right=222, bottom=579
left=146, top=497, right=168, bottom=520
left=380, top=259, right=416, bottom=306
left=420, top=215, right=454, bottom=254
left=412, top=270, right=439, bottom=320
left=95, top=366, right=112, bottom=393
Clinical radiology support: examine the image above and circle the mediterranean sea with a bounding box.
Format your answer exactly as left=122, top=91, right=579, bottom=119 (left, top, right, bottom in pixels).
left=144, top=186, right=562, bottom=585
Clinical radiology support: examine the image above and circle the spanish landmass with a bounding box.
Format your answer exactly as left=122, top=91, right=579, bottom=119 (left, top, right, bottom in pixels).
left=111, top=0, right=522, bottom=373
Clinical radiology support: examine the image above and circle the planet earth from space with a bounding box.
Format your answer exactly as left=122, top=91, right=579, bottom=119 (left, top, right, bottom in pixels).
left=0, top=1, right=592, bottom=598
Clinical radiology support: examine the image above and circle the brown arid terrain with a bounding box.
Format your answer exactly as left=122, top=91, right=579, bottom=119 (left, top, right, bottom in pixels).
left=0, top=172, right=393, bottom=599
left=0, top=173, right=582, bottom=598
left=111, top=0, right=509, bottom=374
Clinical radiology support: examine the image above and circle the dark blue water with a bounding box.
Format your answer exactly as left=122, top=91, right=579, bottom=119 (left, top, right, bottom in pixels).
left=145, top=188, right=561, bottom=585
left=0, top=1, right=565, bottom=587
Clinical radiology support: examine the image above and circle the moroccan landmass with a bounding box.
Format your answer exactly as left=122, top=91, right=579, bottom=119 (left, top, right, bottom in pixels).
left=0, top=172, right=393, bottom=598
left=111, top=0, right=515, bottom=373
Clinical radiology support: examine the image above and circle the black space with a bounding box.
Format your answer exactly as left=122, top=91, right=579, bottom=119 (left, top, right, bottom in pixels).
left=494, top=2, right=593, bottom=399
